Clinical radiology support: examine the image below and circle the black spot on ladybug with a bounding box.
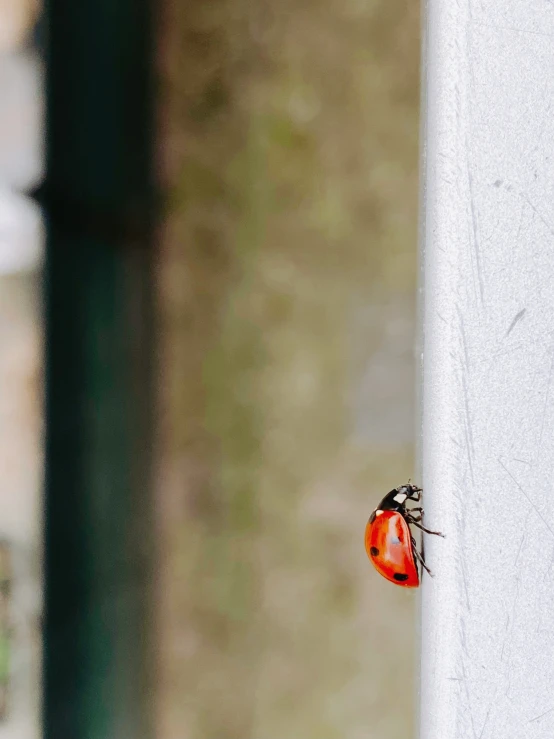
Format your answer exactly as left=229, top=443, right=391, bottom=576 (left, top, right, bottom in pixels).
left=393, top=573, right=409, bottom=581
left=370, top=546, right=379, bottom=557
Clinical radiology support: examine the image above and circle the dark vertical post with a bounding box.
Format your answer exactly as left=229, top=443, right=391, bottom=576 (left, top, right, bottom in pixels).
left=41, top=0, right=157, bottom=737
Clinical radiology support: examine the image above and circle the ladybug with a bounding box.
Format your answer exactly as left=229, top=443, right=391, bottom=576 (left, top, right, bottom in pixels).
left=365, top=483, right=444, bottom=587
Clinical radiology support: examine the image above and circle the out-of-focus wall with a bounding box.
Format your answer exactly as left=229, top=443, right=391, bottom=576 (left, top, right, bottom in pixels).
left=158, top=2, right=421, bottom=738
left=0, top=1, right=43, bottom=737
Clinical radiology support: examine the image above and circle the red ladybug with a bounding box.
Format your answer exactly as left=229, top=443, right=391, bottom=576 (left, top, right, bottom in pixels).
left=365, top=483, right=444, bottom=587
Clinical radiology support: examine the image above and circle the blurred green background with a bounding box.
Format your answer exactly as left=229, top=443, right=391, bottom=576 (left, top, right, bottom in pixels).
left=157, top=1, right=422, bottom=738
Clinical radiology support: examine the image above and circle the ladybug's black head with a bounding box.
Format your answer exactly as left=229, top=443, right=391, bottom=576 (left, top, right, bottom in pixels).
left=374, top=483, right=420, bottom=514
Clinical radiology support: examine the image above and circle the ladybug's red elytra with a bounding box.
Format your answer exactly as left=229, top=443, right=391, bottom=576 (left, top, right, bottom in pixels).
left=365, top=483, right=444, bottom=587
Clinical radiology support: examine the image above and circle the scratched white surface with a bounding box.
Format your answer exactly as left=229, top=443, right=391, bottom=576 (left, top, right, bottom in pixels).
left=420, top=1, right=554, bottom=738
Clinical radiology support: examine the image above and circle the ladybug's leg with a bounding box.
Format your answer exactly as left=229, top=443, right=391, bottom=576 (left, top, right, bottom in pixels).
left=411, top=536, right=433, bottom=577
left=406, top=515, right=445, bottom=537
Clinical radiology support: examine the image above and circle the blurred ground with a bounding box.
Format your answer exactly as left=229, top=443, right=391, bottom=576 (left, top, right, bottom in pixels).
left=158, top=2, right=422, bottom=739
left=0, top=0, right=422, bottom=736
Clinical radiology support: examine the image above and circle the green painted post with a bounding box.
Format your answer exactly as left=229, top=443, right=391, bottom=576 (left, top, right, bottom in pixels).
left=41, top=1, right=157, bottom=737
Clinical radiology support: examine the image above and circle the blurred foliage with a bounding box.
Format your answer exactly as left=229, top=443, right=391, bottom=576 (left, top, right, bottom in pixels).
left=158, top=1, right=421, bottom=738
